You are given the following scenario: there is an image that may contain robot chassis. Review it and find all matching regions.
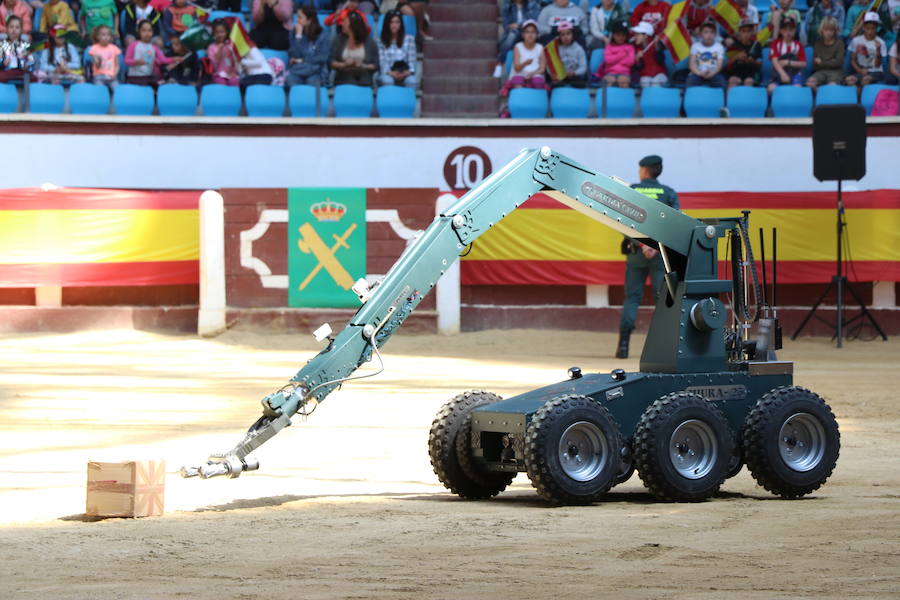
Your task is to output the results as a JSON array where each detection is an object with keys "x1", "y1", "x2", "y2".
[{"x1": 182, "y1": 147, "x2": 840, "y2": 505}]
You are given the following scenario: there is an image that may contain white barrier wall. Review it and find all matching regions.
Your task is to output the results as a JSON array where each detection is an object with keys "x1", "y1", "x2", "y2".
[{"x1": 2, "y1": 131, "x2": 898, "y2": 192}]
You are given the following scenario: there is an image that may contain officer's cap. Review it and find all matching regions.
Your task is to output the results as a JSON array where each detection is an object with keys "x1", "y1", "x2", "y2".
[{"x1": 639, "y1": 155, "x2": 663, "y2": 168}]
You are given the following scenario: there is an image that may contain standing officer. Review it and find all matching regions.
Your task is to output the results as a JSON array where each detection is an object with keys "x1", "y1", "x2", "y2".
[{"x1": 616, "y1": 155, "x2": 679, "y2": 359}]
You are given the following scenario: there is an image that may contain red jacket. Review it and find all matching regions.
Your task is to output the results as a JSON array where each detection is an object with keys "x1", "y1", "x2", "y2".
[
  {"x1": 324, "y1": 7, "x2": 370, "y2": 32},
  {"x1": 629, "y1": 0, "x2": 671, "y2": 35}
]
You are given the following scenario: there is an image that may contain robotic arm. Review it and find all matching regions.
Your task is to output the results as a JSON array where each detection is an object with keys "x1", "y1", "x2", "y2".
[{"x1": 181, "y1": 147, "x2": 729, "y2": 479}]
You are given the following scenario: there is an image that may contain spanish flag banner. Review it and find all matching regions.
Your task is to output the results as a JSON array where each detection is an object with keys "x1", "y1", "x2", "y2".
[
  {"x1": 757, "y1": 22, "x2": 773, "y2": 45},
  {"x1": 712, "y1": 0, "x2": 743, "y2": 35},
  {"x1": 0, "y1": 188, "x2": 200, "y2": 287},
  {"x1": 667, "y1": 0, "x2": 687, "y2": 24},
  {"x1": 543, "y1": 38, "x2": 567, "y2": 82},
  {"x1": 661, "y1": 19, "x2": 692, "y2": 63},
  {"x1": 228, "y1": 18, "x2": 254, "y2": 58},
  {"x1": 459, "y1": 190, "x2": 900, "y2": 286}
]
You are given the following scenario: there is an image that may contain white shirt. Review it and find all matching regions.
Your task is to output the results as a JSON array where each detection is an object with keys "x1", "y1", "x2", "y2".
[
  {"x1": 849, "y1": 35, "x2": 886, "y2": 72},
  {"x1": 691, "y1": 40, "x2": 725, "y2": 74},
  {"x1": 511, "y1": 41, "x2": 544, "y2": 77}
]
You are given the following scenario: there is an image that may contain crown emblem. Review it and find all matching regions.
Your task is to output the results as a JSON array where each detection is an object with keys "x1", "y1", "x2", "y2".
[{"x1": 310, "y1": 199, "x2": 347, "y2": 222}]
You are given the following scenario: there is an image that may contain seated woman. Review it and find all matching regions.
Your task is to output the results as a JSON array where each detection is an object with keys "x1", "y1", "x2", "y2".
[
  {"x1": 249, "y1": 0, "x2": 291, "y2": 51},
  {"x1": 286, "y1": 5, "x2": 331, "y2": 87},
  {"x1": 377, "y1": 10, "x2": 416, "y2": 88},
  {"x1": 329, "y1": 10, "x2": 378, "y2": 86}
]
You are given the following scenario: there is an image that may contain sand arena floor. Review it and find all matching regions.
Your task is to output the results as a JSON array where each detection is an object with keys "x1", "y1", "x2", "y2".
[{"x1": 0, "y1": 328, "x2": 898, "y2": 599}]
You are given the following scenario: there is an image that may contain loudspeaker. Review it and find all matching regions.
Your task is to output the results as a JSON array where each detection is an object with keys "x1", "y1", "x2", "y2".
[{"x1": 812, "y1": 104, "x2": 866, "y2": 182}]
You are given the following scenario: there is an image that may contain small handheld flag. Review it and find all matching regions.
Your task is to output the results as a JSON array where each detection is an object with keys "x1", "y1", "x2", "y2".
[
  {"x1": 228, "y1": 18, "x2": 254, "y2": 58},
  {"x1": 543, "y1": 38, "x2": 567, "y2": 81},
  {"x1": 712, "y1": 0, "x2": 743, "y2": 35},
  {"x1": 661, "y1": 19, "x2": 692, "y2": 63}
]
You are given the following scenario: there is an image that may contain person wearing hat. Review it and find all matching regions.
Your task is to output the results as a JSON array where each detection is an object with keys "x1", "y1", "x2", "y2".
[
  {"x1": 766, "y1": 14, "x2": 807, "y2": 93},
  {"x1": 616, "y1": 155, "x2": 679, "y2": 359},
  {"x1": 725, "y1": 17, "x2": 762, "y2": 88},
  {"x1": 762, "y1": 0, "x2": 800, "y2": 41},
  {"x1": 632, "y1": 21, "x2": 668, "y2": 88},
  {"x1": 846, "y1": 12, "x2": 887, "y2": 86},
  {"x1": 552, "y1": 20, "x2": 588, "y2": 86}
]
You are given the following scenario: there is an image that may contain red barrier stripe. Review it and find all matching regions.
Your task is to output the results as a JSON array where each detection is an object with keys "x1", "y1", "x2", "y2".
[
  {"x1": 461, "y1": 260, "x2": 900, "y2": 286},
  {"x1": 0, "y1": 261, "x2": 199, "y2": 287},
  {"x1": 0, "y1": 188, "x2": 201, "y2": 210},
  {"x1": 519, "y1": 190, "x2": 900, "y2": 210}
]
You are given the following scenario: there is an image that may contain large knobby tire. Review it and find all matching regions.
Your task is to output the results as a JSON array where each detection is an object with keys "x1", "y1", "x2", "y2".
[
  {"x1": 743, "y1": 386, "x2": 840, "y2": 499},
  {"x1": 634, "y1": 392, "x2": 735, "y2": 501},
  {"x1": 525, "y1": 394, "x2": 621, "y2": 505},
  {"x1": 428, "y1": 390, "x2": 515, "y2": 500}
]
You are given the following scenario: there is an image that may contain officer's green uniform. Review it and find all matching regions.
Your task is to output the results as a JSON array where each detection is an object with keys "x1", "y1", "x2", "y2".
[{"x1": 617, "y1": 155, "x2": 679, "y2": 358}]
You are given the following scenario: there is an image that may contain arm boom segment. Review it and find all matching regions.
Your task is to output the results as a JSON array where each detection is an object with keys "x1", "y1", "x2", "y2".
[{"x1": 181, "y1": 147, "x2": 724, "y2": 479}]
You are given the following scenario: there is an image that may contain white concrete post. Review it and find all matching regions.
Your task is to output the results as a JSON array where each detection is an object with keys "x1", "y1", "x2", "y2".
[
  {"x1": 436, "y1": 193, "x2": 461, "y2": 335},
  {"x1": 198, "y1": 190, "x2": 227, "y2": 336},
  {"x1": 585, "y1": 285, "x2": 610, "y2": 308},
  {"x1": 872, "y1": 281, "x2": 896, "y2": 308}
]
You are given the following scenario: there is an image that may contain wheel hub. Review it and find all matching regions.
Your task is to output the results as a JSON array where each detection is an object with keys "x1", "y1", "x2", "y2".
[
  {"x1": 558, "y1": 421, "x2": 608, "y2": 482},
  {"x1": 669, "y1": 419, "x2": 718, "y2": 480},
  {"x1": 779, "y1": 412, "x2": 826, "y2": 472}
]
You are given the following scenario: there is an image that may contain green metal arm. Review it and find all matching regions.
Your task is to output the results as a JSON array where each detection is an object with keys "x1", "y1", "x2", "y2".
[{"x1": 180, "y1": 147, "x2": 727, "y2": 479}]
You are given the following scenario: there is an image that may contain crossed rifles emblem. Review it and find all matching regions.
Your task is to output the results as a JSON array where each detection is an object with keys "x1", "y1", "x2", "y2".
[{"x1": 296, "y1": 221, "x2": 357, "y2": 291}]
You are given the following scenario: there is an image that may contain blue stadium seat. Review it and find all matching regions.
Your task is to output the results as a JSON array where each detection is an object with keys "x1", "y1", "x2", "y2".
[
  {"x1": 770, "y1": 85, "x2": 813, "y2": 117},
  {"x1": 0, "y1": 83, "x2": 18, "y2": 112},
  {"x1": 288, "y1": 84, "x2": 329, "y2": 117},
  {"x1": 333, "y1": 84, "x2": 373, "y2": 117},
  {"x1": 761, "y1": 52, "x2": 772, "y2": 83},
  {"x1": 157, "y1": 84, "x2": 198, "y2": 116},
  {"x1": 69, "y1": 83, "x2": 109, "y2": 115},
  {"x1": 683, "y1": 86, "x2": 724, "y2": 118},
  {"x1": 208, "y1": 11, "x2": 247, "y2": 27},
  {"x1": 815, "y1": 84, "x2": 858, "y2": 106},
  {"x1": 376, "y1": 85, "x2": 416, "y2": 118},
  {"x1": 259, "y1": 48, "x2": 289, "y2": 66},
  {"x1": 201, "y1": 84, "x2": 242, "y2": 116},
  {"x1": 726, "y1": 86, "x2": 768, "y2": 117},
  {"x1": 605, "y1": 87, "x2": 635, "y2": 118},
  {"x1": 550, "y1": 86, "x2": 590, "y2": 118},
  {"x1": 803, "y1": 46, "x2": 814, "y2": 78},
  {"x1": 640, "y1": 86, "x2": 681, "y2": 117},
  {"x1": 317, "y1": 13, "x2": 327, "y2": 27},
  {"x1": 245, "y1": 84, "x2": 285, "y2": 117},
  {"x1": 507, "y1": 87, "x2": 548, "y2": 118},
  {"x1": 589, "y1": 48, "x2": 605, "y2": 75},
  {"x1": 113, "y1": 83, "x2": 154, "y2": 115},
  {"x1": 28, "y1": 83, "x2": 65, "y2": 114},
  {"x1": 860, "y1": 84, "x2": 898, "y2": 114}
]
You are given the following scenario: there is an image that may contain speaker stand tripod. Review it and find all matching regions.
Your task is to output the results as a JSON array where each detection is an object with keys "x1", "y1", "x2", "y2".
[{"x1": 792, "y1": 179, "x2": 887, "y2": 347}]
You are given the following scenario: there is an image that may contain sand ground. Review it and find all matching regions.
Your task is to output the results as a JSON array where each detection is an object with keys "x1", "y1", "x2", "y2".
[{"x1": 0, "y1": 327, "x2": 898, "y2": 599}]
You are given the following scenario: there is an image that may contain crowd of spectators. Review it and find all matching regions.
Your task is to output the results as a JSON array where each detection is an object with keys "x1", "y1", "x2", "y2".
[
  {"x1": 498, "y1": 0, "x2": 900, "y2": 109},
  {"x1": 0, "y1": 0, "x2": 424, "y2": 90}
]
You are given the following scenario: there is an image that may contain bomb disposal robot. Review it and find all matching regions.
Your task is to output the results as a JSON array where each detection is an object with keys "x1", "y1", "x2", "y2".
[{"x1": 182, "y1": 148, "x2": 839, "y2": 505}]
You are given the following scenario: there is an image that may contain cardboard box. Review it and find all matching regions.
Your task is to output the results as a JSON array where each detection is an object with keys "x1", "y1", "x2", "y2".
[{"x1": 86, "y1": 460, "x2": 165, "y2": 518}]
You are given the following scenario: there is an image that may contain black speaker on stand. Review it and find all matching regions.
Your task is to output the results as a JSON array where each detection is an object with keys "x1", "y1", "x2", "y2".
[{"x1": 792, "y1": 104, "x2": 887, "y2": 346}]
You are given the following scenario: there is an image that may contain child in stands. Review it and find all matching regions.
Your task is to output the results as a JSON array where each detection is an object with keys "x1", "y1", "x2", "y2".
[
  {"x1": 632, "y1": 21, "x2": 667, "y2": 87},
  {"x1": 0, "y1": 15, "x2": 32, "y2": 82},
  {"x1": 726, "y1": 18, "x2": 762, "y2": 87},
  {"x1": 502, "y1": 19, "x2": 545, "y2": 93},
  {"x1": 39, "y1": 0, "x2": 78, "y2": 33},
  {"x1": 88, "y1": 24, "x2": 120, "y2": 88},
  {"x1": 239, "y1": 45, "x2": 274, "y2": 89},
  {"x1": 80, "y1": 0, "x2": 118, "y2": 42},
  {"x1": 687, "y1": 21, "x2": 726, "y2": 87},
  {"x1": 124, "y1": 19, "x2": 175, "y2": 86},
  {"x1": 163, "y1": 34, "x2": 198, "y2": 84},
  {"x1": 206, "y1": 19, "x2": 239, "y2": 86},
  {"x1": 37, "y1": 24, "x2": 84, "y2": 83},
  {"x1": 596, "y1": 20, "x2": 634, "y2": 87},
  {"x1": 767, "y1": 15, "x2": 806, "y2": 93},
  {"x1": 553, "y1": 20, "x2": 587, "y2": 87},
  {"x1": 805, "y1": 16, "x2": 844, "y2": 90},
  {"x1": 121, "y1": 0, "x2": 161, "y2": 46},
  {"x1": 846, "y1": 12, "x2": 886, "y2": 86},
  {"x1": 161, "y1": 0, "x2": 199, "y2": 41}
]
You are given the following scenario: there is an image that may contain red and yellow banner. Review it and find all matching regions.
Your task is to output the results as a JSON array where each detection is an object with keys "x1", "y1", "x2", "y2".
[
  {"x1": 713, "y1": 0, "x2": 743, "y2": 35},
  {"x1": 661, "y1": 19, "x2": 692, "y2": 63},
  {"x1": 460, "y1": 190, "x2": 900, "y2": 286},
  {"x1": 0, "y1": 188, "x2": 200, "y2": 287},
  {"x1": 543, "y1": 39, "x2": 567, "y2": 82}
]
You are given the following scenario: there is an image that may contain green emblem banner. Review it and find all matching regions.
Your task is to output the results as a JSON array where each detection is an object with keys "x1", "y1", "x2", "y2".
[{"x1": 288, "y1": 188, "x2": 367, "y2": 308}]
